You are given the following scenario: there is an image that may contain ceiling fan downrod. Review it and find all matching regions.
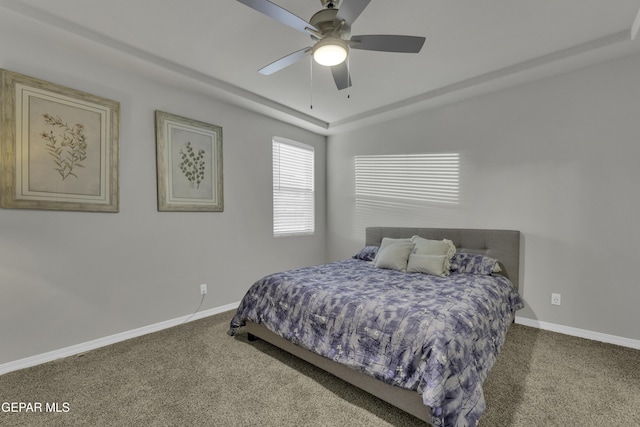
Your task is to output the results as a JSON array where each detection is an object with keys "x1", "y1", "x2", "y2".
[{"x1": 320, "y1": 0, "x2": 340, "y2": 9}]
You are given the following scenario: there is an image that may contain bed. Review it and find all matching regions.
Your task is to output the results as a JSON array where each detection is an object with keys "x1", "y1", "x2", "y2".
[{"x1": 229, "y1": 227, "x2": 523, "y2": 426}]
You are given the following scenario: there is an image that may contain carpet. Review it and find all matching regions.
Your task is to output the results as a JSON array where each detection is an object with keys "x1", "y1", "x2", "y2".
[{"x1": 1, "y1": 310, "x2": 638, "y2": 426}]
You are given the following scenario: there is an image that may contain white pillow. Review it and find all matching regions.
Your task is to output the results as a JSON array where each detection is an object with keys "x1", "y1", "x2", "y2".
[
  {"x1": 410, "y1": 236, "x2": 456, "y2": 272},
  {"x1": 373, "y1": 237, "x2": 413, "y2": 263},
  {"x1": 374, "y1": 242, "x2": 415, "y2": 271},
  {"x1": 406, "y1": 254, "x2": 448, "y2": 276}
]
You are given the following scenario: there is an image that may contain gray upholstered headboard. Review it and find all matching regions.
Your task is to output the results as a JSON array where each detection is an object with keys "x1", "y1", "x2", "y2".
[{"x1": 365, "y1": 227, "x2": 521, "y2": 290}]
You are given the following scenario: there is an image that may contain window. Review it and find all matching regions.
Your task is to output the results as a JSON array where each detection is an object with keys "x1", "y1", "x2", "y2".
[
  {"x1": 352, "y1": 153, "x2": 460, "y2": 240},
  {"x1": 355, "y1": 153, "x2": 460, "y2": 204},
  {"x1": 272, "y1": 138, "x2": 315, "y2": 236}
]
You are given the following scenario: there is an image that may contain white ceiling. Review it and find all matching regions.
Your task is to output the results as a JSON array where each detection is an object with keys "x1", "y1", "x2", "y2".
[{"x1": 3, "y1": 0, "x2": 640, "y2": 135}]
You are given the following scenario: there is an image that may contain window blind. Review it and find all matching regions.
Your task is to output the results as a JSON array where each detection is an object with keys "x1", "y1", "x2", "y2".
[
  {"x1": 273, "y1": 138, "x2": 315, "y2": 236},
  {"x1": 355, "y1": 153, "x2": 460, "y2": 204}
]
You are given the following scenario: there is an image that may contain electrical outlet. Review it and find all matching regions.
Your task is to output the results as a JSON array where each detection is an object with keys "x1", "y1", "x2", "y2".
[
  {"x1": 551, "y1": 293, "x2": 561, "y2": 305},
  {"x1": 200, "y1": 284, "x2": 207, "y2": 295}
]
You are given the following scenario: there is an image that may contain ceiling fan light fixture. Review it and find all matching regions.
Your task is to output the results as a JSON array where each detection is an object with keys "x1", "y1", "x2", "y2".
[{"x1": 313, "y1": 37, "x2": 348, "y2": 66}]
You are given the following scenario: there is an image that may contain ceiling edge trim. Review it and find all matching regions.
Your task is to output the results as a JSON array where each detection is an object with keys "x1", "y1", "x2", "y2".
[
  {"x1": 328, "y1": 30, "x2": 632, "y2": 132},
  {"x1": 2, "y1": 1, "x2": 637, "y2": 136},
  {"x1": 0, "y1": 0, "x2": 330, "y2": 132}
]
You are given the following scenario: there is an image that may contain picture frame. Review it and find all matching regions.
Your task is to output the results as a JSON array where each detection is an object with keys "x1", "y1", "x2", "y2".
[
  {"x1": 0, "y1": 69, "x2": 120, "y2": 212},
  {"x1": 155, "y1": 110, "x2": 223, "y2": 212}
]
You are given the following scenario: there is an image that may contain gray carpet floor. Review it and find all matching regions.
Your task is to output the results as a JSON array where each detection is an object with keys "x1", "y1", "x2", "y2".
[{"x1": 1, "y1": 310, "x2": 639, "y2": 426}]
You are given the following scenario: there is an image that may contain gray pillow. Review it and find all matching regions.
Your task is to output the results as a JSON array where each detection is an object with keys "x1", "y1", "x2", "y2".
[
  {"x1": 406, "y1": 254, "x2": 448, "y2": 276},
  {"x1": 374, "y1": 242, "x2": 415, "y2": 271},
  {"x1": 373, "y1": 237, "x2": 413, "y2": 263},
  {"x1": 411, "y1": 235, "x2": 456, "y2": 272}
]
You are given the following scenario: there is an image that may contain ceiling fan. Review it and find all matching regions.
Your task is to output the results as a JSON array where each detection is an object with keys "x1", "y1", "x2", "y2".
[{"x1": 237, "y1": 0, "x2": 426, "y2": 90}]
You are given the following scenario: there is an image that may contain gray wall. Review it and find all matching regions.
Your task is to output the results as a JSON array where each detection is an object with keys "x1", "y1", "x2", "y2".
[
  {"x1": 2, "y1": 4, "x2": 639, "y2": 367},
  {"x1": 327, "y1": 52, "x2": 640, "y2": 342},
  {"x1": 0, "y1": 11, "x2": 326, "y2": 364}
]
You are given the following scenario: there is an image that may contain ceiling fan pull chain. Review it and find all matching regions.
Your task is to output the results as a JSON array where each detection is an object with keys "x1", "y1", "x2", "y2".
[
  {"x1": 347, "y1": 54, "x2": 351, "y2": 99},
  {"x1": 310, "y1": 56, "x2": 314, "y2": 109}
]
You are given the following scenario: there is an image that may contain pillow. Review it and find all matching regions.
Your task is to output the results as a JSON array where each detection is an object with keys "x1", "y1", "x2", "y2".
[
  {"x1": 373, "y1": 237, "x2": 413, "y2": 263},
  {"x1": 352, "y1": 246, "x2": 379, "y2": 261},
  {"x1": 406, "y1": 254, "x2": 448, "y2": 276},
  {"x1": 450, "y1": 253, "x2": 502, "y2": 275},
  {"x1": 374, "y1": 242, "x2": 415, "y2": 271},
  {"x1": 410, "y1": 235, "x2": 456, "y2": 271}
]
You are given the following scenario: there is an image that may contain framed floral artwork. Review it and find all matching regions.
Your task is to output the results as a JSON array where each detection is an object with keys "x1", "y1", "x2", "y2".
[
  {"x1": 0, "y1": 69, "x2": 120, "y2": 212},
  {"x1": 155, "y1": 110, "x2": 223, "y2": 212}
]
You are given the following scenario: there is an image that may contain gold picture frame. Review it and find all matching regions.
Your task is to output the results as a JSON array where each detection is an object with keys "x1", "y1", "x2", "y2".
[
  {"x1": 155, "y1": 110, "x2": 223, "y2": 212},
  {"x1": 0, "y1": 69, "x2": 120, "y2": 212}
]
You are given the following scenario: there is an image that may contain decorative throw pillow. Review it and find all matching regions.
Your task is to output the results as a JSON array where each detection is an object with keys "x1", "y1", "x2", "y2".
[
  {"x1": 450, "y1": 253, "x2": 502, "y2": 275},
  {"x1": 374, "y1": 242, "x2": 415, "y2": 271},
  {"x1": 352, "y1": 246, "x2": 379, "y2": 261},
  {"x1": 373, "y1": 237, "x2": 413, "y2": 263},
  {"x1": 406, "y1": 254, "x2": 448, "y2": 276},
  {"x1": 410, "y1": 235, "x2": 456, "y2": 272}
]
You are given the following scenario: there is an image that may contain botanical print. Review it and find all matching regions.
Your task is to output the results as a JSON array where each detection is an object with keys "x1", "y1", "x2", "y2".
[
  {"x1": 40, "y1": 113, "x2": 88, "y2": 180},
  {"x1": 170, "y1": 127, "x2": 213, "y2": 200},
  {"x1": 179, "y1": 141, "x2": 206, "y2": 189},
  {"x1": 27, "y1": 96, "x2": 102, "y2": 197}
]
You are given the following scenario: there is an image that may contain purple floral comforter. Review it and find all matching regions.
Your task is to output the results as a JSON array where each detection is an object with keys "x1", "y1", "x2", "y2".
[{"x1": 229, "y1": 258, "x2": 523, "y2": 426}]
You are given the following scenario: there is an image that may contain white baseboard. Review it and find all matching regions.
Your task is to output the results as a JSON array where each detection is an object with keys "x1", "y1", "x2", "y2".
[
  {"x1": 0, "y1": 301, "x2": 240, "y2": 376},
  {"x1": 3, "y1": 307, "x2": 635, "y2": 376},
  {"x1": 515, "y1": 316, "x2": 640, "y2": 350}
]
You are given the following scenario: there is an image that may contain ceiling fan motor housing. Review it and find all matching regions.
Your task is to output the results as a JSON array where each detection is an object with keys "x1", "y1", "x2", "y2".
[{"x1": 309, "y1": 8, "x2": 350, "y2": 40}]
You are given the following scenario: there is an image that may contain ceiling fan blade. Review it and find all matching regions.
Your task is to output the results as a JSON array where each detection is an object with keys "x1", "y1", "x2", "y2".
[
  {"x1": 258, "y1": 47, "x2": 311, "y2": 75},
  {"x1": 350, "y1": 35, "x2": 426, "y2": 53},
  {"x1": 237, "y1": 0, "x2": 318, "y2": 34},
  {"x1": 336, "y1": 0, "x2": 371, "y2": 25},
  {"x1": 331, "y1": 62, "x2": 352, "y2": 90}
]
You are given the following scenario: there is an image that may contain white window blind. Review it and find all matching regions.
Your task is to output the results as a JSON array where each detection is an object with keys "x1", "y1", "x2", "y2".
[
  {"x1": 273, "y1": 138, "x2": 315, "y2": 236},
  {"x1": 355, "y1": 153, "x2": 460, "y2": 204}
]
